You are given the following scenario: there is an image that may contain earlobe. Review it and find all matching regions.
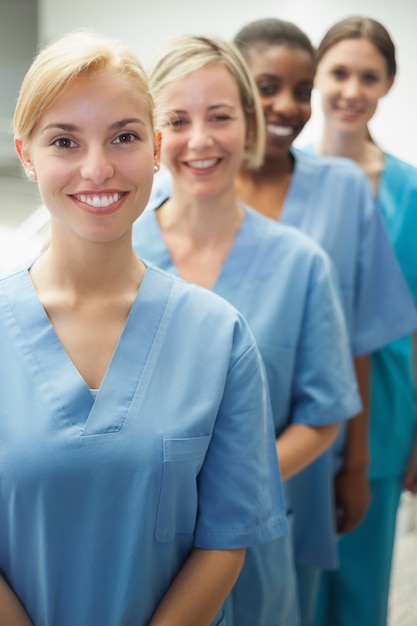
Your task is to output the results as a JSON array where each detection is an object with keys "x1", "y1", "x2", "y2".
[{"x1": 15, "y1": 138, "x2": 36, "y2": 181}]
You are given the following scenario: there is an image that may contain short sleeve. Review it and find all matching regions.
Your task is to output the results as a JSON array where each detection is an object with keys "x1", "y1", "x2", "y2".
[
  {"x1": 194, "y1": 317, "x2": 288, "y2": 550},
  {"x1": 291, "y1": 252, "x2": 361, "y2": 425},
  {"x1": 352, "y1": 186, "x2": 417, "y2": 356}
]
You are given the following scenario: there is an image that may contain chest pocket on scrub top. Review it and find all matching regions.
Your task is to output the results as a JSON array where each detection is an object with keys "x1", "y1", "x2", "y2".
[{"x1": 155, "y1": 435, "x2": 211, "y2": 542}]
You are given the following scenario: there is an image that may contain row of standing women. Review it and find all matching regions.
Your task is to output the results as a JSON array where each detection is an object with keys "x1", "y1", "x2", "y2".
[{"x1": 0, "y1": 12, "x2": 416, "y2": 626}]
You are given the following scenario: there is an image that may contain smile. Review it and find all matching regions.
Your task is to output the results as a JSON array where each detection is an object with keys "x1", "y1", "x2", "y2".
[
  {"x1": 185, "y1": 159, "x2": 220, "y2": 169},
  {"x1": 266, "y1": 124, "x2": 294, "y2": 137},
  {"x1": 73, "y1": 193, "x2": 124, "y2": 208}
]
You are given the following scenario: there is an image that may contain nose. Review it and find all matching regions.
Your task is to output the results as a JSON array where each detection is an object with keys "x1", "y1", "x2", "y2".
[
  {"x1": 187, "y1": 122, "x2": 214, "y2": 151},
  {"x1": 269, "y1": 88, "x2": 298, "y2": 117},
  {"x1": 341, "y1": 76, "x2": 362, "y2": 99},
  {"x1": 80, "y1": 145, "x2": 114, "y2": 184}
]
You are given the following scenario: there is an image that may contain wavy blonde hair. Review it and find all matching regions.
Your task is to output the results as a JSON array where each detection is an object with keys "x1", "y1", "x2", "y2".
[{"x1": 149, "y1": 34, "x2": 265, "y2": 169}]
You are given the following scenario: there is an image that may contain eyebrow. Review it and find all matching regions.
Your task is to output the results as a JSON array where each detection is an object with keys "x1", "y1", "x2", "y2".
[{"x1": 41, "y1": 118, "x2": 147, "y2": 133}]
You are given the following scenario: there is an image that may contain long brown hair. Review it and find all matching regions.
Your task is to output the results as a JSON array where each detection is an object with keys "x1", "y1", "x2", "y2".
[{"x1": 317, "y1": 15, "x2": 396, "y2": 78}]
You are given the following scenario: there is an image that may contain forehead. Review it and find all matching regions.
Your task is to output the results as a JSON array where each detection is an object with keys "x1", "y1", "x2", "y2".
[
  {"x1": 160, "y1": 64, "x2": 242, "y2": 107},
  {"x1": 246, "y1": 44, "x2": 315, "y2": 79},
  {"x1": 322, "y1": 38, "x2": 388, "y2": 71},
  {"x1": 40, "y1": 70, "x2": 153, "y2": 125}
]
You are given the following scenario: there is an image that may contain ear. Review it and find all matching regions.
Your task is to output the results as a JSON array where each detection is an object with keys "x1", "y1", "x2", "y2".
[
  {"x1": 15, "y1": 138, "x2": 35, "y2": 179},
  {"x1": 383, "y1": 75, "x2": 395, "y2": 97},
  {"x1": 154, "y1": 131, "x2": 162, "y2": 170}
]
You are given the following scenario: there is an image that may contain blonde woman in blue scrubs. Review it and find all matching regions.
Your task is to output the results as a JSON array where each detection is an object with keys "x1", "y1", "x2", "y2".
[
  {"x1": 311, "y1": 15, "x2": 417, "y2": 626},
  {"x1": 0, "y1": 29, "x2": 289, "y2": 626},
  {"x1": 133, "y1": 33, "x2": 367, "y2": 626}
]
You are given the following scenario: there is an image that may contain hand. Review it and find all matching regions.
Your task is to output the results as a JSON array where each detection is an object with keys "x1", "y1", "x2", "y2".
[
  {"x1": 403, "y1": 444, "x2": 417, "y2": 494},
  {"x1": 334, "y1": 465, "x2": 371, "y2": 534}
]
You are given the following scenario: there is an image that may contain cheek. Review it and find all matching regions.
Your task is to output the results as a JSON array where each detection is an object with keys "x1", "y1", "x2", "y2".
[
  {"x1": 259, "y1": 96, "x2": 271, "y2": 112},
  {"x1": 365, "y1": 97, "x2": 380, "y2": 119},
  {"x1": 319, "y1": 86, "x2": 335, "y2": 111},
  {"x1": 224, "y1": 131, "x2": 247, "y2": 160},
  {"x1": 160, "y1": 135, "x2": 180, "y2": 164},
  {"x1": 301, "y1": 103, "x2": 312, "y2": 122}
]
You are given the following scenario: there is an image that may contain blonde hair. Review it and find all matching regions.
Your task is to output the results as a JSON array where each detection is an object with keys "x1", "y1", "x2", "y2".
[
  {"x1": 14, "y1": 29, "x2": 157, "y2": 142},
  {"x1": 149, "y1": 34, "x2": 265, "y2": 169}
]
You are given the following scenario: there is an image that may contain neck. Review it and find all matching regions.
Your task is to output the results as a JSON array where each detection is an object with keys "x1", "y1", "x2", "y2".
[
  {"x1": 31, "y1": 223, "x2": 144, "y2": 298},
  {"x1": 318, "y1": 122, "x2": 385, "y2": 194},
  {"x1": 159, "y1": 185, "x2": 245, "y2": 243},
  {"x1": 239, "y1": 151, "x2": 294, "y2": 183},
  {"x1": 319, "y1": 123, "x2": 369, "y2": 163}
]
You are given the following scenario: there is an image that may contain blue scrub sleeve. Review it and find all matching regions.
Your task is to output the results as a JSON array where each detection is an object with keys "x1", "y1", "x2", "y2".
[
  {"x1": 194, "y1": 320, "x2": 288, "y2": 550},
  {"x1": 291, "y1": 253, "x2": 361, "y2": 426},
  {"x1": 393, "y1": 186, "x2": 417, "y2": 301},
  {"x1": 352, "y1": 192, "x2": 417, "y2": 356}
]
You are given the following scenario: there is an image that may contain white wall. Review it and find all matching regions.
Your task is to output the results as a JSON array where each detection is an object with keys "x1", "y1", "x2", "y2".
[{"x1": 39, "y1": 0, "x2": 417, "y2": 165}]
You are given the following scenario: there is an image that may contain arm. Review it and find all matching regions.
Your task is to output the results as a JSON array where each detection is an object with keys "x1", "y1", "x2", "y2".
[
  {"x1": 334, "y1": 354, "x2": 371, "y2": 534},
  {"x1": 0, "y1": 576, "x2": 33, "y2": 626},
  {"x1": 403, "y1": 332, "x2": 417, "y2": 493},
  {"x1": 277, "y1": 422, "x2": 340, "y2": 482},
  {"x1": 148, "y1": 547, "x2": 245, "y2": 626}
]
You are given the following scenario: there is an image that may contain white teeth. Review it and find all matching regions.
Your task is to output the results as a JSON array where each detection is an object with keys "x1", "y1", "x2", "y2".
[
  {"x1": 187, "y1": 159, "x2": 219, "y2": 169},
  {"x1": 266, "y1": 124, "x2": 293, "y2": 137},
  {"x1": 77, "y1": 193, "x2": 121, "y2": 208}
]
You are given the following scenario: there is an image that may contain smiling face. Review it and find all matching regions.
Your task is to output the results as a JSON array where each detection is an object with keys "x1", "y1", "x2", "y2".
[
  {"x1": 158, "y1": 64, "x2": 248, "y2": 201},
  {"x1": 244, "y1": 44, "x2": 315, "y2": 161},
  {"x1": 315, "y1": 37, "x2": 394, "y2": 135},
  {"x1": 16, "y1": 70, "x2": 160, "y2": 244}
]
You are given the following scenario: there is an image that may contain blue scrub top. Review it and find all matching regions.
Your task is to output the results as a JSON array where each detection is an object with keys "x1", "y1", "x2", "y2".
[
  {"x1": 133, "y1": 203, "x2": 359, "y2": 436},
  {"x1": 146, "y1": 153, "x2": 417, "y2": 569},
  {"x1": 302, "y1": 147, "x2": 417, "y2": 479},
  {"x1": 369, "y1": 153, "x2": 417, "y2": 478},
  {"x1": 133, "y1": 199, "x2": 360, "y2": 583},
  {"x1": 0, "y1": 263, "x2": 286, "y2": 626},
  {"x1": 283, "y1": 149, "x2": 417, "y2": 356},
  {"x1": 287, "y1": 147, "x2": 417, "y2": 567}
]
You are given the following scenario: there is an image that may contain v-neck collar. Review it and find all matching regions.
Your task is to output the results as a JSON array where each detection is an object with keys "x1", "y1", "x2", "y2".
[
  {"x1": 142, "y1": 205, "x2": 263, "y2": 308},
  {"x1": 0, "y1": 265, "x2": 173, "y2": 436}
]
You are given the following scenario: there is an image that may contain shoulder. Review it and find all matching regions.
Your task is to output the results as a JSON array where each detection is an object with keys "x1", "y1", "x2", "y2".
[
  {"x1": 295, "y1": 146, "x2": 370, "y2": 184},
  {"x1": 244, "y1": 203, "x2": 327, "y2": 254},
  {"x1": 383, "y1": 153, "x2": 417, "y2": 187},
  {"x1": 145, "y1": 262, "x2": 255, "y2": 345},
  {"x1": 243, "y1": 205, "x2": 336, "y2": 281}
]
